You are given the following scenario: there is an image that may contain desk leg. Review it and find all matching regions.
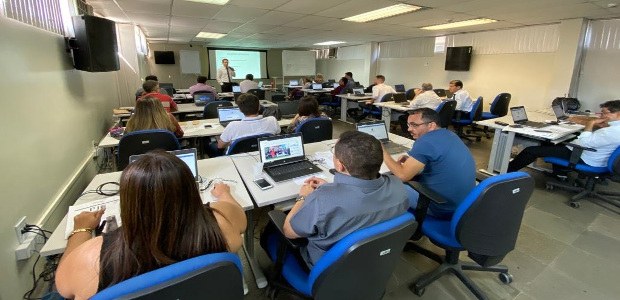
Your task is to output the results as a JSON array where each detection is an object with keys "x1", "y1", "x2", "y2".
[
  {"x1": 340, "y1": 98, "x2": 347, "y2": 122},
  {"x1": 242, "y1": 210, "x2": 268, "y2": 289},
  {"x1": 483, "y1": 129, "x2": 514, "y2": 175},
  {"x1": 382, "y1": 107, "x2": 391, "y2": 129}
]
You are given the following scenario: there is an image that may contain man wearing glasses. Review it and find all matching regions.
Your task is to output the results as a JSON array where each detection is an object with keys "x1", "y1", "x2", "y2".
[
  {"x1": 383, "y1": 108, "x2": 476, "y2": 220},
  {"x1": 507, "y1": 100, "x2": 620, "y2": 173}
]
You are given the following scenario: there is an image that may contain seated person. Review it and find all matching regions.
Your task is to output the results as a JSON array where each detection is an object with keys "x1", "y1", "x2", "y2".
[
  {"x1": 448, "y1": 79, "x2": 473, "y2": 115},
  {"x1": 330, "y1": 77, "x2": 348, "y2": 96},
  {"x1": 135, "y1": 75, "x2": 168, "y2": 99},
  {"x1": 344, "y1": 72, "x2": 355, "y2": 91},
  {"x1": 409, "y1": 83, "x2": 442, "y2": 109},
  {"x1": 508, "y1": 100, "x2": 620, "y2": 173},
  {"x1": 239, "y1": 74, "x2": 259, "y2": 93},
  {"x1": 286, "y1": 96, "x2": 329, "y2": 133},
  {"x1": 301, "y1": 77, "x2": 312, "y2": 89},
  {"x1": 209, "y1": 93, "x2": 281, "y2": 157},
  {"x1": 356, "y1": 75, "x2": 396, "y2": 122},
  {"x1": 261, "y1": 131, "x2": 410, "y2": 268},
  {"x1": 56, "y1": 151, "x2": 247, "y2": 299},
  {"x1": 126, "y1": 97, "x2": 184, "y2": 138},
  {"x1": 313, "y1": 73, "x2": 325, "y2": 84},
  {"x1": 139, "y1": 80, "x2": 178, "y2": 112},
  {"x1": 189, "y1": 75, "x2": 218, "y2": 98},
  {"x1": 383, "y1": 108, "x2": 476, "y2": 219}
]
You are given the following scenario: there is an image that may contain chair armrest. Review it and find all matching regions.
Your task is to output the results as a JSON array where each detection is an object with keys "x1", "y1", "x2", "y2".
[
  {"x1": 267, "y1": 210, "x2": 306, "y2": 250},
  {"x1": 565, "y1": 143, "x2": 597, "y2": 166},
  {"x1": 405, "y1": 181, "x2": 448, "y2": 204}
]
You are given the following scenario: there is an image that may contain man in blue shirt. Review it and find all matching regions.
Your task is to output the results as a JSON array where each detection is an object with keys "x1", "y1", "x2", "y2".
[
  {"x1": 262, "y1": 131, "x2": 411, "y2": 268},
  {"x1": 384, "y1": 108, "x2": 476, "y2": 219}
]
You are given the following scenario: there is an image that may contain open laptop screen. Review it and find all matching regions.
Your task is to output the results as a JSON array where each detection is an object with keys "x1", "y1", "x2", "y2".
[
  {"x1": 258, "y1": 81, "x2": 263, "y2": 88},
  {"x1": 312, "y1": 83, "x2": 323, "y2": 90},
  {"x1": 552, "y1": 105, "x2": 567, "y2": 119},
  {"x1": 259, "y1": 134, "x2": 305, "y2": 164},
  {"x1": 356, "y1": 121, "x2": 389, "y2": 142},
  {"x1": 232, "y1": 85, "x2": 241, "y2": 93},
  {"x1": 510, "y1": 106, "x2": 528, "y2": 123},
  {"x1": 394, "y1": 84, "x2": 405, "y2": 93},
  {"x1": 218, "y1": 107, "x2": 245, "y2": 122},
  {"x1": 129, "y1": 149, "x2": 198, "y2": 181},
  {"x1": 194, "y1": 94, "x2": 214, "y2": 103},
  {"x1": 289, "y1": 80, "x2": 299, "y2": 86}
]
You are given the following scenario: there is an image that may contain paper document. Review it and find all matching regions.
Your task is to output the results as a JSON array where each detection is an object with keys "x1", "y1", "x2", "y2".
[
  {"x1": 293, "y1": 174, "x2": 328, "y2": 186},
  {"x1": 311, "y1": 151, "x2": 335, "y2": 169},
  {"x1": 65, "y1": 196, "x2": 121, "y2": 239}
]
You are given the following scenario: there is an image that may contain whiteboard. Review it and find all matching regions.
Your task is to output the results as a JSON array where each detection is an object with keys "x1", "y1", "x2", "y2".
[
  {"x1": 282, "y1": 50, "x2": 316, "y2": 76},
  {"x1": 179, "y1": 50, "x2": 201, "y2": 74}
]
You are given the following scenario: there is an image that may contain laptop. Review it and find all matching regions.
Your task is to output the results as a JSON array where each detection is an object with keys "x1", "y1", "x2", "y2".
[
  {"x1": 194, "y1": 93, "x2": 215, "y2": 106},
  {"x1": 278, "y1": 100, "x2": 299, "y2": 119},
  {"x1": 394, "y1": 84, "x2": 405, "y2": 93},
  {"x1": 129, "y1": 148, "x2": 199, "y2": 182},
  {"x1": 393, "y1": 93, "x2": 407, "y2": 103},
  {"x1": 159, "y1": 83, "x2": 175, "y2": 95},
  {"x1": 289, "y1": 80, "x2": 299, "y2": 86},
  {"x1": 327, "y1": 79, "x2": 336, "y2": 84},
  {"x1": 259, "y1": 133, "x2": 322, "y2": 182},
  {"x1": 312, "y1": 83, "x2": 323, "y2": 90},
  {"x1": 217, "y1": 107, "x2": 245, "y2": 127},
  {"x1": 333, "y1": 82, "x2": 340, "y2": 88},
  {"x1": 352, "y1": 88, "x2": 364, "y2": 95},
  {"x1": 258, "y1": 81, "x2": 264, "y2": 88},
  {"x1": 322, "y1": 82, "x2": 332, "y2": 88},
  {"x1": 552, "y1": 104, "x2": 569, "y2": 121},
  {"x1": 232, "y1": 85, "x2": 241, "y2": 93},
  {"x1": 510, "y1": 106, "x2": 549, "y2": 128},
  {"x1": 356, "y1": 121, "x2": 410, "y2": 154}
]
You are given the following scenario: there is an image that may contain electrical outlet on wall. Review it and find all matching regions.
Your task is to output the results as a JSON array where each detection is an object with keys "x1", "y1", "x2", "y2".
[{"x1": 14, "y1": 216, "x2": 27, "y2": 244}]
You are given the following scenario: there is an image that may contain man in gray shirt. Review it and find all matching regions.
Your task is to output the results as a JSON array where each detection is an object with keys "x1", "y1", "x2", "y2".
[{"x1": 276, "y1": 131, "x2": 412, "y2": 267}]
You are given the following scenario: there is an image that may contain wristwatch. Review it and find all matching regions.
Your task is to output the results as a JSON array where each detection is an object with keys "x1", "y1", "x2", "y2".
[{"x1": 296, "y1": 196, "x2": 305, "y2": 202}]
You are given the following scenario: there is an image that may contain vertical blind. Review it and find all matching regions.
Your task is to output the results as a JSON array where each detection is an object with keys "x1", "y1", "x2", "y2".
[{"x1": 2, "y1": 0, "x2": 66, "y2": 35}]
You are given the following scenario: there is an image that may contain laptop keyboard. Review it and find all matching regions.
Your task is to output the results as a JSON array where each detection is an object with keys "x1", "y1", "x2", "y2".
[
  {"x1": 266, "y1": 160, "x2": 320, "y2": 182},
  {"x1": 384, "y1": 142, "x2": 410, "y2": 155}
]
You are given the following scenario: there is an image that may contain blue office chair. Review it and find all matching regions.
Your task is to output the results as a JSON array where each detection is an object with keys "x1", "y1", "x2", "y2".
[
  {"x1": 203, "y1": 100, "x2": 233, "y2": 119},
  {"x1": 91, "y1": 252, "x2": 243, "y2": 300},
  {"x1": 226, "y1": 133, "x2": 274, "y2": 155},
  {"x1": 264, "y1": 211, "x2": 417, "y2": 300},
  {"x1": 295, "y1": 117, "x2": 333, "y2": 144},
  {"x1": 360, "y1": 93, "x2": 392, "y2": 121},
  {"x1": 473, "y1": 93, "x2": 511, "y2": 138},
  {"x1": 544, "y1": 145, "x2": 620, "y2": 210},
  {"x1": 321, "y1": 94, "x2": 341, "y2": 116},
  {"x1": 452, "y1": 96, "x2": 483, "y2": 143},
  {"x1": 117, "y1": 129, "x2": 180, "y2": 170},
  {"x1": 406, "y1": 172, "x2": 534, "y2": 299}
]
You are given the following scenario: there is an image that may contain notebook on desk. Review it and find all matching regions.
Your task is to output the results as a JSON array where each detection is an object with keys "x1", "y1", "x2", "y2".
[
  {"x1": 510, "y1": 106, "x2": 549, "y2": 128},
  {"x1": 259, "y1": 133, "x2": 322, "y2": 182},
  {"x1": 356, "y1": 121, "x2": 410, "y2": 154},
  {"x1": 218, "y1": 107, "x2": 245, "y2": 127}
]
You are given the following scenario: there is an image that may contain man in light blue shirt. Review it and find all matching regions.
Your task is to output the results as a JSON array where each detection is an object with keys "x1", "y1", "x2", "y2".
[{"x1": 508, "y1": 100, "x2": 620, "y2": 172}]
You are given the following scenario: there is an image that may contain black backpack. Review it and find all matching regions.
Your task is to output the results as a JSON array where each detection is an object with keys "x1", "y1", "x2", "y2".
[{"x1": 552, "y1": 97, "x2": 580, "y2": 111}]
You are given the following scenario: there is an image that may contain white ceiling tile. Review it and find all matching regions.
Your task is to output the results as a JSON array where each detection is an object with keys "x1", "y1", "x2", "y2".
[
  {"x1": 116, "y1": 0, "x2": 171, "y2": 14},
  {"x1": 126, "y1": 12, "x2": 170, "y2": 27},
  {"x1": 274, "y1": 0, "x2": 350, "y2": 14},
  {"x1": 284, "y1": 15, "x2": 339, "y2": 28},
  {"x1": 252, "y1": 11, "x2": 307, "y2": 25},
  {"x1": 228, "y1": 0, "x2": 290, "y2": 10},
  {"x1": 203, "y1": 20, "x2": 245, "y2": 32},
  {"x1": 171, "y1": 1, "x2": 222, "y2": 18},
  {"x1": 212, "y1": 5, "x2": 269, "y2": 23},
  {"x1": 314, "y1": 0, "x2": 402, "y2": 18},
  {"x1": 231, "y1": 22, "x2": 277, "y2": 34},
  {"x1": 169, "y1": 16, "x2": 210, "y2": 28}
]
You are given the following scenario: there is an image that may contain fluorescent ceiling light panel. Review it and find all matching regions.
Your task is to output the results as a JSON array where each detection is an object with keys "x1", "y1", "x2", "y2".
[
  {"x1": 422, "y1": 18, "x2": 498, "y2": 30},
  {"x1": 314, "y1": 41, "x2": 346, "y2": 46},
  {"x1": 196, "y1": 32, "x2": 227, "y2": 39},
  {"x1": 185, "y1": 0, "x2": 229, "y2": 4},
  {"x1": 343, "y1": 4, "x2": 422, "y2": 23}
]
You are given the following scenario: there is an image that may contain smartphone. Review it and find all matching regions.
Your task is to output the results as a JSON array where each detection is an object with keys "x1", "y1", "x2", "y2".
[{"x1": 254, "y1": 178, "x2": 273, "y2": 190}]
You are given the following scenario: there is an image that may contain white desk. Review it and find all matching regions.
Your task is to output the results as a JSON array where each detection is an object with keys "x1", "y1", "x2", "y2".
[
  {"x1": 335, "y1": 94, "x2": 373, "y2": 123},
  {"x1": 373, "y1": 101, "x2": 414, "y2": 128},
  {"x1": 476, "y1": 111, "x2": 584, "y2": 175},
  {"x1": 301, "y1": 88, "x2": 334, "y2": 96}
]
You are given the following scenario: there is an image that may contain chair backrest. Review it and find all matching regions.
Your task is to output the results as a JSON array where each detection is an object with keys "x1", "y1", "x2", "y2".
[
  {"x1": 117, "y1": 129, "x2": 180, "y2": 170},
  {"x1": 309, "y1": 213, "x2": 417, "y2": 299},
  {"x1": 607, "y1": 146, "x2": 620, "y2": 175},
  {"x1": 405, "y1": 88, "x2": 416, "y2": 100},
  {"x1": 271, "y1": 93, "x2": 286, "y2": 102},
  {"x1": 436, "y1": 100, "x2": 457, "y2": 128},
  {"x1": 434, "y1": 89, "x2": 447, "y2": 97},
  {"x1": 295, "y1": 117, "x2": 333, "y2": 144},
  {"x1": 490, "y1": 93, "x2": 511, "y2": 117},
  {"x1": 226, "y1": 133, "x2": 274, "y2": 155},
  {"x1": 472, "y1": 96, "x2": 483, "y2": 121},
  {"x1": 278, "y1": 100, "x2": 300, "y2": 116},
  {"x1": 203, "y1": 101, "x2": 233, "y2": 119},
  {"x1": 380, "y1": 93, "x2": 393, "y2": 103},
  {"x1": 91, "y1": 252, "x2": 243, "y2": 300},
  {"x1": 452, "y1": 172, "x2": 534, "y2": 267},
  {"x1": 247, "y1": 89, "x2": 265, "y2": 99}
]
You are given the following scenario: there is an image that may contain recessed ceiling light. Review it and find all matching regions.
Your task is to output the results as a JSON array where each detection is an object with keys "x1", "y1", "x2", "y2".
[
  {"x1": 185, "y1": 0, "x2": 229, "y2": 5},
  {"x1": 343, "y1": 4, "x2": 422, "y2": 23},
  {"x1": 314, "y1": 41, "x2": 346, "y2": 46},
  {"x1": 196, "y1": 32, "x2": 227, "y2": 39},
  {"x1": 421, "y1": 18, "x2": 498, "y2": 30}
]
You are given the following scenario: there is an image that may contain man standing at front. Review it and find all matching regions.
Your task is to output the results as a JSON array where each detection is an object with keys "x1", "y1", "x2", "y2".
[{"x1": 217, "y1": 58, "x2": 236, "y2": 92}]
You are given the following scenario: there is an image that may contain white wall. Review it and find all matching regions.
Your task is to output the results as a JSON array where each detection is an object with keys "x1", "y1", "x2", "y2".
[
  {"x1": 0, "y1": 16, "x2": 126, "y2": 299},
  {"x1": 316, "y1": 43, "x2": 375, "y2": 86}
]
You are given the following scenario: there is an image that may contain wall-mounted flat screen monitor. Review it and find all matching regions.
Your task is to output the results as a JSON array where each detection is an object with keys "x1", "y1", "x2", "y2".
[
  {"x1": 445, "y1": 46, "x2": 472, "y2": 71},
  {"x1": 154, "y1": 51, "x2": 175, "y2": 64}
]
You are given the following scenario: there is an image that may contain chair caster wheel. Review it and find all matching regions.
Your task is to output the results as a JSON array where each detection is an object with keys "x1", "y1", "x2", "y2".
[
  {"x1": 412, "y1": 286, "x2": 425, "y2": 296},
  {"x1": 569, "y1": 201, "x2": 581, "y2": 208},
  {"x1": 545, "y1": 184, "x2": 554, "y2": 190},
  {"x1": 499, "y1": 272, "x2": 513, "y2": 284}
]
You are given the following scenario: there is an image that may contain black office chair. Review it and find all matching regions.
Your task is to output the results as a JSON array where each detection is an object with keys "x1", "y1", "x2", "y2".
[
  {"x1": 117, "y1": 129, "x2": 180, "y2": 170},
  {"x1": 544, "y1": 145, "x2": 620, "y2": 211},
  {"x1": 405, "y1": 88, "x2": 416, "y2": 100},
  {"x1": 263, "y1": 211, "x2": 416, "y2": 300},
  {"x1": 436, "y1": 100, "x2": 457, "y2": 129},
  {"x1": 295, "y1": 117, "x2": 333, "y2": 144},
  {"x1": 406, "y1": 172, "x2": 534, "y2": 299},
  {"x1": 225, "y1": 133, "x2": 274, "y2": 155},
  {"x1": 434, "y1": 89, "x2": 447, "y2": 97},
  {"x1": 472, "y1": 93, "x2": 512, "y2": 138},
  {"x1": 203, "y1": 101, "x2": 233, "y2": 119},
  {"x1": 91, "y1": 253, "x2": 243, "y2": 300},
  {"x1": 452, "y1": 97, "x2": 483, "y2": 143},
  {"x1": 247, "y1": 89, "x2": 265, "y2": 100}
]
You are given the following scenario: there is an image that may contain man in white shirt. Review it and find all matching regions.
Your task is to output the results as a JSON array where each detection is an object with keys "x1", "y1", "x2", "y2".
[
  {"x1": 355, "y1": 75, "x2": 396, "y2": 122},
  {"x1": 409, "y1": 83, "x2": 442, "y2": 109},
  {"x1": 448, "y1": 80, "x2": 474, "y2": 112},
  {"x1": 208, "y1": 94, "x2": 281, "y2": 157},
  {"x1": 508, "y1": 100, "x2": 620, "y2": 173},
  {"x1": 216, "y1": 58, "x2": 236, "y2": 92},
  {"x1": 239, "y1": 74, "x2": 259, "y2": 93}
]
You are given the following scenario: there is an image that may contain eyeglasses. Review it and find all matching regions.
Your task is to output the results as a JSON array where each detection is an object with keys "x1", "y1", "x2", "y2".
[{"x1": 407, "y1": 122, "x2": 430, "y2": 128}]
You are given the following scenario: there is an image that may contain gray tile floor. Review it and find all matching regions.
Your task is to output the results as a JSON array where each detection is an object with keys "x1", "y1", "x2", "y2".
[{"x1": 242, "y1": 119, "x2": 620, "y2": 300}]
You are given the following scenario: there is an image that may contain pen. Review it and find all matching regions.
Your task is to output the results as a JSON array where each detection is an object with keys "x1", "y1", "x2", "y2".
[{"x1": 534, "y1": 130, "x2": 552, "y2": 133}]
